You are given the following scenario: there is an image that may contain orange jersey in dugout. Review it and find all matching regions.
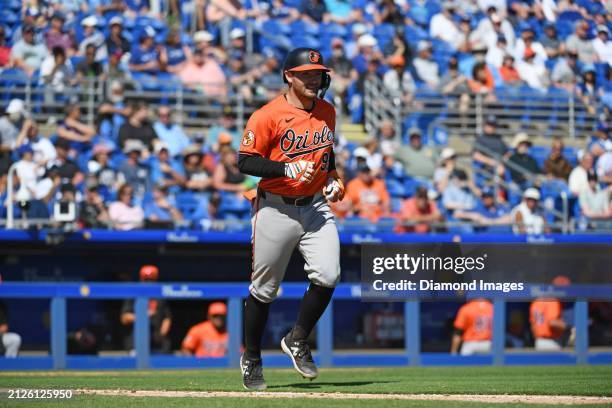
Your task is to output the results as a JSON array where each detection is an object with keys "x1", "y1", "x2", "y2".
[
  {"x1": 240, "y1": 94, "x2": 336, "y2": 196},
  {"x1": 530, "y1": 300, "x2": 563, "y2": 339},
  {"x1": 453, "y1": 300, "x2": 493, "y2": 342}
]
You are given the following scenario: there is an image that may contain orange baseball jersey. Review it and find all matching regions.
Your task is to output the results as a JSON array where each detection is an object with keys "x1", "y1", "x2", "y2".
[
  {"x1": 453, "y1": 300, "x2": 493, "y2": 341},
  {"x1": 182, "y1": 320, "x2": 228, "y2": 358},
  {"x1": 239, "y1": 94, "x2": 336, "y2": 196},
  {"x1": 345, "y1": 177, "x2": 390, "y2": 222},
  {"x1": 530, "y1": 300, "x2": 563, "y2": 339}
]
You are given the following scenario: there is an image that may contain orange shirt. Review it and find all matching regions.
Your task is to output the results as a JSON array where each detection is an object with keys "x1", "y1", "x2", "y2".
[
  {"x1": 453, "y1": 300, "x2": 493, "y2": 341},
  {"x1": 530, "y1": 300, "x2": 563, "y2": 339},
  {"x1": 345, "y1": 177, "x2": 390, "y2": 222},
  {"x1": 182, "y1": 321, "x2": 228, "y2": 358},
  {"x1": 395, "y1": 197, "x2": 438, "y2": 233},
  {"x1": 239, "y1": 95, "x2": 336, "y2": 197}
]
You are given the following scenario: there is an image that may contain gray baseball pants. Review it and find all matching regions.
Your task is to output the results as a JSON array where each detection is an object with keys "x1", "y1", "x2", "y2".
[{"x1": 249, "y1": 190, "x2": 341, "y2": 303}]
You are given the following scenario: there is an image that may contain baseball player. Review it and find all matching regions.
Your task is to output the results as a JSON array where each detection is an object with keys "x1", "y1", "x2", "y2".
[
  {"x1": 237, "y1": 47, "x2": 344, "y2": 390},
  {"x1": 450, "y1": 298, "x2": 493, "y2": 355}
]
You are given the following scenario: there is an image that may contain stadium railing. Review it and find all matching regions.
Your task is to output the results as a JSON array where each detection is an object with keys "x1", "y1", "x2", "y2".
[{"x1": 0, "y1": 281, "x2": 611, "y2": 371}]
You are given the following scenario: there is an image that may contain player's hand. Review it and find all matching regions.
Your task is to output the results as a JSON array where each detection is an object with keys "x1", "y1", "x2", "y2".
[
  {"x1": 285, "y1": 160, "x2": 315, "y2": 183},
  {"x1": 323, "y1": 176, "x2": 345, "y2": 202}
]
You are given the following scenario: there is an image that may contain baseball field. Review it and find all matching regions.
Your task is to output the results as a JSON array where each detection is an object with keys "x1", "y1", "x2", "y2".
[{"x1": 1, "y1": 365, "x2": 611, "y2": 407}]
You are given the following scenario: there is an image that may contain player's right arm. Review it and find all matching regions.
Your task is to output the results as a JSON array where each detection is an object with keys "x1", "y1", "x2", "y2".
[{"x1": 238, "y1": 110, "x2": 314, "y2": 182}]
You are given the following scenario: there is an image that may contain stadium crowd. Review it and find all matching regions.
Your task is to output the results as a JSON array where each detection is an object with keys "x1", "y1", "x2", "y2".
[{"x1": 0, "y1": 0, "x2": 611, "y2": 233}]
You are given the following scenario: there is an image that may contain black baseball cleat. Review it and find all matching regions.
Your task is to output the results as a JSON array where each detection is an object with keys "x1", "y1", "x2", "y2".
[
  {"x1": 240, "y1": 354, "x2": 267, "y2": 391},
  {"x1": 280, "y1": 336, "x2": 318, "y2": 379}
]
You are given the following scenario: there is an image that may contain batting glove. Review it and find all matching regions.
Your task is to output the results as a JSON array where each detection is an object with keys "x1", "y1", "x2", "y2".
[
  {"x1": 323, "y1": 176, "x2": 345, "y2": 202},
  {"x1": 285, "y1": 160, "x2": 315, "y2": 183}
]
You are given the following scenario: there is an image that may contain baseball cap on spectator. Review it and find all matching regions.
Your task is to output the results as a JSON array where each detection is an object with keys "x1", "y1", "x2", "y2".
[
  {"x1": 17, "y1": 144, "x2": 33, "y2": 157},
  {"x1": 389, "y1": 54, "x2": 405, "y2": 67},
  {"x1": 218, "y1": 133, "x2": 233, "y2": 145},
  {"x1": 208, "y1": 302, "x2": 227, "y2": 316},
  {"x1": 408, "y1": 127, "x2": 422, "y2": 138},
  {"x1": 123, "y1": 139, "x2": 146, "y2": 154},
  {"x1": 471, "y1": 42, "x2": 488, "y2": 54},
  {"x1": 523, "y1": 188, "x2": 540, "y2": 200},
  {"x1": 92, "y1": 143, "x2": 113, "y2": 156},
  {"x1": 353, "y1": 146, "x2": 370, "y2": 159},
  {"x1": 154, "y1": 141, "x2": 169, "y2": 154},
  {"x1": 352, "y1": 23, "x2": 367, "y2": 36},
  {"x1": 596, "y1": 25, "x2": 609, "y2": 35},
  {"x1": 139, "y1": 265, "x2": 159, "y2": 281},
  {"x1": 109, "y1": 16, "x2": 123, "y2": 26},
  {"x1": 141, "y1": 26, "x2": 156, "y2": 39},
  {"x1": 54, "y1": 138, "x2": 70, "y2": 150},
  {"x1": 481, "y1": 187, "x2": 494, "y2": 197},
  {"x1": 81, "y1": 15, "x2": 98, "y2": 27},
  {"x1": 25, "y1": 8, "x2": 39, "y2": 17},
  {"x1": 230, "y1": 28, "x2": 245, "y2": 40},
  {"x1": 331, "y1": 37, "x2": 344, "y2": 48},
  {"x1": 358, "y1": 34, "x2": 377, "y2": 48},
  {"x1": 182, "y1": 145, "x2": 203, "y2": 159},
  {"x1": 193, "y1": 30, "x2": 213, "y2": 43},
  {"x1": 581, "y1": 64, "x2": 595, "y2": 74},
  {"x1": 51, "y1": 13, "x2": 65, "y2": 21},
  {"x1": 6, "y1": 99, "x2": 25, "y2": 114},
  {"x1": 417, "y1": 40, "x2": 431, "y2": 52},
  {"x1": 440, "y1": 147, "x2": 456, "y2": 161},
  {"x1": 512, "y1": 132, "x2": 531, "y2": 148},
  {"x1": 596, "y1": 122, "x2": 609, "y2": 133},
  {"x1": 22, "y1": 25, "x2": 35, "y2": 34},
  {"x1": 485, "y1": 115, "x2": 497, "y2": 125}
]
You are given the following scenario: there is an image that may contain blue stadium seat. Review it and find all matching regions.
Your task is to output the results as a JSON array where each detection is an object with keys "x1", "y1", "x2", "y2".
[{"x1": 176, "y1": 191, "x2": 209, "y2": 224}]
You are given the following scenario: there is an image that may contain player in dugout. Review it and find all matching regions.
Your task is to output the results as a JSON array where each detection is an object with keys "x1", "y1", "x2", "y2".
[
  {"x1": 451, "y1": 298, "x2": 493, "y2": 355},
  {"x1": 181, "y1": 302, "x2": 228, "y2": 357},
  {"x1": 530, "y1": 275, "x2": 572, "y2": 351}
]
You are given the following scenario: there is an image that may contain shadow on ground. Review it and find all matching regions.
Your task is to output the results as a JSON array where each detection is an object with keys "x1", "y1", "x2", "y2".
[{"x1": 268, "y1": 380, "x2": 398, "y2": 389}]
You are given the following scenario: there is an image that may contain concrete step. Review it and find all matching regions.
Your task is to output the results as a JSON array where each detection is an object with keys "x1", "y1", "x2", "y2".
[{"x1": 340, "y1": 122, "x2": 368, "y2": 143}]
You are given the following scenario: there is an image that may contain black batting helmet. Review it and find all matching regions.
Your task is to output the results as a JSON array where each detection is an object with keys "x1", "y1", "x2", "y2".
[{"x1": 282, "y1": 48, "x2": 331, "y2": 98}]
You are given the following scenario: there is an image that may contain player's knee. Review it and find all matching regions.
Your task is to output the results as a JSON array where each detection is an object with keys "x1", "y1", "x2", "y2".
[
  {"x1": 250, "y1": 285, "x2": 280, "y2": 303},
  {"x1": 312, "y1": 264, "x2": 340, "y2": 288}
]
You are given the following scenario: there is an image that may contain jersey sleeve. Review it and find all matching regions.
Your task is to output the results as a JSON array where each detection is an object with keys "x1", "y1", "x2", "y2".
[
  {"x1": 454, "y1": 305, "x2": 468, "y2": 330},
  {"x1": 182, "y1": 326, "x2": 199, "y2": 351},
  {"x1": 240, "y1": 109, "x2": 274, "y2": 157}
]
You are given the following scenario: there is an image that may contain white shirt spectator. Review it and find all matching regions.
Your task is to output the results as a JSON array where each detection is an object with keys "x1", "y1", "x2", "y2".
[
  {"x1": 14, "y1": 160, "x2": 38, "y2": 202},
  {"x1": 596, "y1": 152, "x2": 612, "y2": 180},
  {"x1": 592, "y1": 36, "x2": 612, "y2": 66},
  {"x1": 568, "y1": 166, "x2": 589, "y2": 195},
  {"x1": 10, "y1": 40, "x2": 48, "y2": 71},
  {"x1": 383, "y1": 69, "x2": 416, "y2": 95},
  {"x1": 516, "y1": 60, "x2": 549, "y2": 91},
  {"x1": 513, "y1": 40, "x2": 548, "y2": 67},
  {"x1": 108, "y1": 201, "x2": 145, "y2": 231},
  {"x1": 430, "y1": 12, "x2": 463, "y2": 50},
  {"x1": 29, "y1": 137, "x2": 57, "y2": 166},
  {"x1": 414, "y1": 58, "x2": 440, "y2": 88},
  {"x1": 471, "y1": 18, "x2": 515, "y2": 50},
  {"x1": 512, "y1": 202, "x2": 545, "y2": 234},
  {"x1": 39, "y1": 56, "x2": 74, "y2": 93}
]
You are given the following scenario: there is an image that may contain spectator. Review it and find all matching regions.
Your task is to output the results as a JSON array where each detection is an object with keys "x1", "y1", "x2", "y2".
[
  {"x1": 106, "y1": 50, "x2": 131, "y2": 83},
  {"x1": 351, "y1": 34, "x2": 380, "y2": 76},
  {"x1": 430, "y1": 2, "x2": 463, "y2": 50},
  {"x1": 78, "y1": 15, "x2": 107, "y2": 62},
  {"x1": 588, "y1": 123, "x2": 611, "y2": 159},
  {"x1": 383, "y1": 54, "x2": 416, "y2": 105},
  {"x1": 300, "y1": 0, "x2": 328, "y2": 24},
  {"x1": 592, "y1": 25, "x2": 612, "y2": 66},
  {"x1": 181, "y1": 302, "x2": 228, "y2": 357},
  {"x1": 472, "y1": 115, "x2": 507, "y2": 176},
  {"x1": 118, "y1": 101, "x2": 158, "y2": 152},
  {"x1": 0, "y1": 26, "x2": 10, "y2": 67},
  {"x1": 396, "y1": 186, "x2": 443, "y2": 233},
  {"x1": 119, "y1": 139, "x2": 151, "y2": 198},
  {"x1": 577, "y1": 65, "x2": 603, "y2": 115},
  {"x1": 144, "y1": 185, "x2": 183, "y2": 224},
  {"x1": 75, "y1": 44, "x2": 105, "y2": 85},
  {"x1": 540, "y1": 22, "x2": 562, "y2": 59},
  {"x1": 213, "y1": 147, "x2": 249, "y2": 193},
  {"x1": 120, "y1": 265, "x2": 171, "y2": 353},
  {"x1": 56, "y1": 104, "x2": 97, "y2": 151},
  {"x1": 128, "y1": 26, "x2": 159, "y2": 75},
  {"x1": 455, "y1": 187, "x2": 512, "y2": 227},
  {"x1": 150, "y1": 142, "x2": 185, "y2": 190},
  {"x1": 10, "y1": 8, "x2": 43, "y2": 44},
  {"x1": 109, "y1": 183, "x2": 145, "y2": 230},
  {"x1": 551, "y1": 49, "x2": 580, "y2": 92},
  {"x1": 517, "y1": 47, "x2": 550, "y2": 92},
  {"x1": 0, "y1": 100, "x2": 28, "y2": 174},
  {"x1": 383, "y1": 28, "x2": 414, "y2": 69},
  {"x1": 568, "y1": 152, "x2": 594, "y2": 195},
  {"x1": 228, "y1": 28, "x2": 246, "y2": 56},
  {"x1": 182, "y1": 145, "x2": 212, "y2": 192},
  {"x1": 345, "y1": 163, "x2": 390, "y2": 222},
  {"x1": 579, "y1": 171, "x2": 611, "y2": 221},
  {"x1": 543, "y1": 137, "x2": 572, "y2": 181},
  {"x1": 434, "y1": 147, "x2": 457, "y2": 194},
  {"x1": 374, "y1": 0, "x2": 405, "y2": 25},
  {"x1": 79, "y1": 183, "x2": 110, "y2": 228},
  {"x1": 530, "y1": 276, "x2": 570, "y2": 351},
  {"x1": 178, "y1": 49, "x2": 227, "y2": 98},
  {"x1": 468, "y1": 61, "x2": 496, "y2": 101},
  {"x1": 507, "y1": 132, "x2": 539, "y2": 187},
  {"x1": 46, "y1": 138, "x2": 84, "y2": 187},
  {"x1": 499, "y1": 55, "x2": 522, "y2": 87},
  {"x1": 513, "y1": 28, "x2": 548, "y2": 68},
  {"x1": 0, "y1": 301, "x2": 22, "y2": 358},
  {"x1": 328, "y1": 38, "x2": 353, "y2": 105},
  {"x1": 9, "y1": 25, "x2": 48, "y2": 76},
  {"x1": 87, "y1": 143, "x2": 125, "y2": 197},
  {"x1": 442, "y1": 169, "x2": 479, "y2": 214},
  {"x1": 486, "y1": 35, "x2": 509, "y2": 68},
  {"x1": 351, "y1": 144, "x2": 382, "y2": 177},
  {"x1": 566, "y1": 20, "x2": 597, "y2": 64},
  {"x1": 152, "y1": 106, "x2": 191, "y2": 158},
  {"x1": 512, "y1": 188, "x2": 548, "y2": 234},
  {"x1": 439, "y1": 56, "x2": 470, "y2": 111},
  {"x1": 13, "y1": 145, "x2": 39, "y2": 203},
  {"x1": 160, "y1": 29, "x2": 190, "y2": 74},
  {"x1": 394, "y1": 127, "x2": 436, "y2": 179},
  {"x1": 470, "y1": 10, "x2": 515, "y2": 51},
  {"x1": 378, "y1": 120, "x2": 399, "y2": 158},
  {"x1": 450, "y1": 299, "x2": 493, "y2": 356},
  {"x1": 207, "y1": 108, "x2": 240, "y2": 150},
  {"x1": 14, "y1": 120, "x2": 56, "y2": 169},
  {"x1": 413, "y1": 41, "x2": 440, "y2": 89},
  {"x1": 596, "y1": 151, "x2": 612, "y2": 185},
  {"x1": 105, "y1": 16, "x2": 130, "y2": 57},
  {"x1": 44, "y1": 13, "x2": 74, "y2": 54},
  {"x1": 40, "y1": 46, "x2": 76, "y2": 103}
]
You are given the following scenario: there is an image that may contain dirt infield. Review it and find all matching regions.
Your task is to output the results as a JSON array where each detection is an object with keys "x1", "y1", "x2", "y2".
[{"x1": 77, "y1": 389, "x2": 612, "y2": 405}]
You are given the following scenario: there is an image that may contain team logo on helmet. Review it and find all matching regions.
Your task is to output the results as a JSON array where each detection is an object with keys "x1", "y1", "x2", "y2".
[
  {"x1": 242, "y1": 130, "x2": 255, "y2": 146},
  {"x1": 309, "y1": 51, "x2": 321, "y2": 63}
]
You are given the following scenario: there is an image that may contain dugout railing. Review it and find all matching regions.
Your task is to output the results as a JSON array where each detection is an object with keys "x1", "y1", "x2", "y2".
[{"x1": 0, "y1": 280, "x2": 611, "y2": 371}]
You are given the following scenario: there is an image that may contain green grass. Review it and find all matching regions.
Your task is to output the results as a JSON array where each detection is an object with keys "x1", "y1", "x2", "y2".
[
  {"x1": 1, "y1": 366, "x2": 611, "y2": 407},
  {"x1": 1, "y1": 396, "x2": 611, "y2": 408}
]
